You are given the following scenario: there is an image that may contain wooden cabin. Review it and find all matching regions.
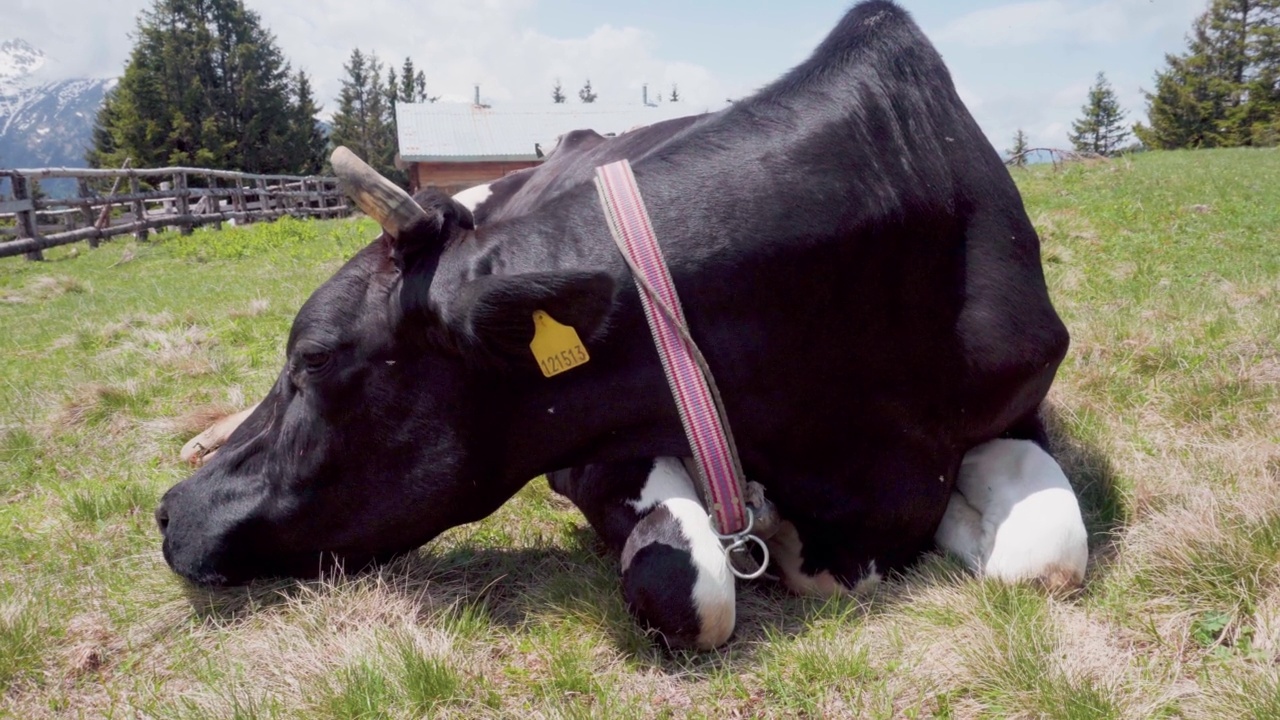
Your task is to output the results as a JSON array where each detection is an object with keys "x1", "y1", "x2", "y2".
[{"x1": 395, "y1": 97, "x2": 708, "y2": 196}]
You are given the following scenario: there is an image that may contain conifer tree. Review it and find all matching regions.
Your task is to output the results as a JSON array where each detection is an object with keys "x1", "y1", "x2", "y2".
[
  {"x1": 329, "y1": 49, "x2": 402, "y2": 185},
  {"x1": 1070, "y1": 72, "x2": 1130, "y2": 155},
  {"x1": 1135, "y1": 0, "x2": 1280, "y2": 148},
  {"x1": 669, "y1": 84, "x2": 680, "y2": 102},
  {"x1": 396, "y1": 58, "x2": 436, "y2": 103},
  {"x1": 414, "y1": 70, "x2": 431, "y2": 102},
  {"x1": 1007, "y1": 128, "x2": 1030, "y2": 166},
  {"x1": 287, "y1": 71, "x2": 325, "y2": 175},
  {"x1": 552, "y1": 79, "x2": 566, "y2": 104},
  {"x1": 386, "y1": 67, "x2": 399, "y2": 113},
  {"x1": 578, "y1": 79, "x2": 597, "y2": 103},
  {"x1": 88, "y1": 0, "x2": 320, "y2": 173},
  {"x1": 399, "y1": 58, "x2": 416, "y2": 102}
]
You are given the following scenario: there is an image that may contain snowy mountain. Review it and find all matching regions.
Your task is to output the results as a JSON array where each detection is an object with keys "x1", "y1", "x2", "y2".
[{"x1": 1, "y1": 39, "x2": 115, "y2": 196}]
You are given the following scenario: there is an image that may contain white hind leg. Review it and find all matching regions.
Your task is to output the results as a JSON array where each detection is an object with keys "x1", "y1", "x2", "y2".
[{"x1": 935, "y1": 439, "x2": 1088, "y2": 592}]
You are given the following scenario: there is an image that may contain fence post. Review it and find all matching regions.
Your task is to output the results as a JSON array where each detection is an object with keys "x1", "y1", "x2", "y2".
[
  {"x1": 256, "y1": 178, "x2": 271, "y2": 216},
  {"x1": 175, "y1": 172, "x2": 192, "y2": 235},
  {"x1": 303, "y1": 178, "x2": 316, "y2": 217},
  {"x1": 12, "y1": 175, "x2": 43, "y2": 261},
  {"x1": 129, "y1": 172, "x2": 148, "y2": 242},
  {"x1": 77, "y1": 178, "x2": 99, "y2": 248},
  {"x1": 235, "y1": 178, "x2": 246, "y2": 216},
  {"x1": 208, "y1": 174, "x2": 222, "y2": 231}
]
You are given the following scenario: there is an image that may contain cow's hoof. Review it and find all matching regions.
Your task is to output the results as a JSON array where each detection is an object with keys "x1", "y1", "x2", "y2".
[{"x1": 621, "y1": 499, "x2": 735, "y2": 651}]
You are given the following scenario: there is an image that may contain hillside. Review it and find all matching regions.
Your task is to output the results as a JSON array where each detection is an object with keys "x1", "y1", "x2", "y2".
[{"x1": 0, "y1": 149, "x2": 1278, "y2": 718}]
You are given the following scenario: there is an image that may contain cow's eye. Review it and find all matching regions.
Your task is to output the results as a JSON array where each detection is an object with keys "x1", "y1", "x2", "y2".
[{"x1": 300, "y1": 349, "x2": 332, "y2": 373}]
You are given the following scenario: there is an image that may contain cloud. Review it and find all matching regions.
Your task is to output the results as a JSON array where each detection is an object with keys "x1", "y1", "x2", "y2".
[
  {"x1": 246, "y1": 0, "x2": 724, "y2": 116},
  {"x1": 2, "y1": 0, "x2": 725, "y2": 114},
  {"x1": 2, "y1": 0, "x2": 147, "y2": 79},
  {"x1": 934, "y1": 0, "x2": 1202, "y2": 49}
]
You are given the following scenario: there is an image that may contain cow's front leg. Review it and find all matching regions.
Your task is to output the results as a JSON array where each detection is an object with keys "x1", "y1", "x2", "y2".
[
  {"x1": 934, "y1": 438, "x2": 1087, "y2": 593},
  {"x1": 549, "y1": 458, "x2": 735, "y2": 650},
  {"x1": 766, "y1": 447, "x2": 955, "y2": 598}
]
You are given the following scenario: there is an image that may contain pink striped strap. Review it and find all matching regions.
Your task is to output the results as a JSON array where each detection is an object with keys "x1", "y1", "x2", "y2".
[{"x1": 593, "y1": 159, "x2": 751, "y2": 537}]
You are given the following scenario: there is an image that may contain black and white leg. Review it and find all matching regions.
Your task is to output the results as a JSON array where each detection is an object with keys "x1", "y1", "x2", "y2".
[
  {"x1": 549, "y1": 457, "x2": 735, "y2": 650},
  {"x1": 934, "y1": 438, "x2": 1088, "y2": 592}
]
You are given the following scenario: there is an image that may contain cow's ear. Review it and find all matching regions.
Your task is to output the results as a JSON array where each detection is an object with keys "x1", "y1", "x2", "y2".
[
  {"x1": 393, "y1": 189, "x2": 474, "y2": 276},
  {"x1": 444, "y1": 270, "x2": 617, "y2": 365},
  {"x1": 394, "y1": 190, "x2": 475, "y2": 314}
]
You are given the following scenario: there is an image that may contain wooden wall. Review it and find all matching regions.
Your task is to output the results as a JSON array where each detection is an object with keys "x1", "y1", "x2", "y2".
[{"x1": 411, "y1": 160, "x2": 542, "y2": 195}]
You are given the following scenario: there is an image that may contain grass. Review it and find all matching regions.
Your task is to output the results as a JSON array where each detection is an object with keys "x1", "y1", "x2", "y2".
[{"x1": 0, "y1": 148, "x2": 1277, "y2": 718}]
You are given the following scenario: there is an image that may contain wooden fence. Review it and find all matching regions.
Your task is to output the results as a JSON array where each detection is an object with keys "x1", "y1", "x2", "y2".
[{"x1": 0, "y1": 165, "x2": 352, "y2": 260}]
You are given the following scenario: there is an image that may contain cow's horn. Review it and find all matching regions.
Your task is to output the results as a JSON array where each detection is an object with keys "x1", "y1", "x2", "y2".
[{"x1": 330, "y1": 146, "x2": 427, "y2": 238}]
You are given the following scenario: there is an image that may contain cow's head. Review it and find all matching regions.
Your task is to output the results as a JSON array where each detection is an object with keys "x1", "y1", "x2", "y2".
[{"x1": 155, "y1": 148, "x2": 620, "y2": 585}]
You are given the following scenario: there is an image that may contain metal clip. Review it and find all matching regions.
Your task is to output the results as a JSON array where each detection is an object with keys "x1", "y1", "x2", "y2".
[{"x1": 712, "y1": 506, "x2": 771, "y2": 581}]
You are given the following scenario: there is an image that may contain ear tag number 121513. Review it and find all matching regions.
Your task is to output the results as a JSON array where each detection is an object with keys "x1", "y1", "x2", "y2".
[{"x1": 530, "y1": 310, "x2": 590, "y2": 378}]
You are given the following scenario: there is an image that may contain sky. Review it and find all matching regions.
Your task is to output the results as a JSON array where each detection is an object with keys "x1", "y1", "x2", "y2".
[{"x1": 1, "y1": 0, "x2": 1208, "y2": 151}]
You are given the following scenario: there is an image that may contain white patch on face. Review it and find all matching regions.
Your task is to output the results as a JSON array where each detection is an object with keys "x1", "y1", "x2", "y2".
[
  {"x1": 936, "y1": 438, "x2": 1088, "y2": 591},
  {"x1": 449, "y1": 182, "x2": 493, "y2": 212},
  {"x1": 627, "y1": 456, "x2": 700, "y2": 513}
]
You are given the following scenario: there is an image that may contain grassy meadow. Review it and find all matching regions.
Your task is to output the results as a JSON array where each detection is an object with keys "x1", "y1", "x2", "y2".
[{"x1": 1, "y1": 148, "x2": 1278, "y2": 719}]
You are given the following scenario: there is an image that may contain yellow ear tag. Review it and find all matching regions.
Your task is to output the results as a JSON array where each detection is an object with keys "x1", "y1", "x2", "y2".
[{"x1": 530, "y1": 310, "x2": 590, "y2": 378}]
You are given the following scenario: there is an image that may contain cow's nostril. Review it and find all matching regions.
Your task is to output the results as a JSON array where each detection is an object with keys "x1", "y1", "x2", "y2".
[{"x1": 155, "y1": 503, "x2": 170, "y2": 534}]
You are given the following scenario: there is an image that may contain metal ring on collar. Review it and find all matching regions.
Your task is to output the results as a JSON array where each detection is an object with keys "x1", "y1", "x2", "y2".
[
  {"x1": 710, "y1": 506, "x2": 771, "y2": 580},
  {"x1": 725, "y1": 534, "x2": 771, "y2": 581}
]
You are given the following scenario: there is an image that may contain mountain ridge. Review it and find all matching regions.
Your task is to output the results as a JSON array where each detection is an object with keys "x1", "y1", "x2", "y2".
[{"x1": 1, "y1": 38, "x2": 116, "y2": 196}]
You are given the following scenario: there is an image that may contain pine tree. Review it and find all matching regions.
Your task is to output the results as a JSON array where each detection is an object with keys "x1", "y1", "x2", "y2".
[
  {"x1": 329, "y1": 49, "x2": 402, "y2": 185},
  {"x1": 393, "y1": 58, "x2": 436, "y2": 104},
  {"x1": 415, "y1": 70, "x2": 432, "y2": 102},
  {"x1": 552, "y1": 79, "x2": 566, "y2": 104},
  {"x1": 1007, "y1": 128, "x2": 1030, "y2": 166},
  {"x1": 669, "y1": 84, "x2": 680, "y2": 102},
  {"x1": 287, "y1": 70, "x2": 325, "y2": 175},
  {"x1": 399, "y1": 58, "x2": 415, "y2": 102},
  {"x1": 87, "y1": 0, "x2": 322, "y2": 173},
  {"x1": 1133, "y1": 56, "x2": 1225, "y2": 148},
  {"x1": 578, "y1": 79, "x2": 597, "y2": 103},
  {"x1": 1135, "y1": 0, "x2": 1280, "y2": 148},
  {"x1": 85, "y1": 87, "x2": 122, "y2": 168},
  {"x1": 386, "y1": 67, "x2": 399, "y2": 113},
  {"x1": 1070, "y1": 72, "x2": 1130, "y2": 155}
]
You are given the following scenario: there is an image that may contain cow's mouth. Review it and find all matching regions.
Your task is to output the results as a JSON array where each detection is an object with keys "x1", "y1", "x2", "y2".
[{"x1": 160, "y1": 532, "x2": 404, "y2": 588}]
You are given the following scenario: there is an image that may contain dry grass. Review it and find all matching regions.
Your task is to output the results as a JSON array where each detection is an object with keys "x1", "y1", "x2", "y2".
[
  {"x1": 1, "y1": 275, "x2": 88, "y2": 304},
  {"x1": 0, "y1": 151, "x2": 1278, "y2": 718}
]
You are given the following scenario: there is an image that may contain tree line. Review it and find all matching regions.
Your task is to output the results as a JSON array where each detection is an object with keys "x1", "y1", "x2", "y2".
[
  {"x1": 86, "y1": 0, "x2": 685, "y2": 187},
  {"x1": 86, "y1": 0, "x2": 442, "y2": 183},
  {"x1": 95, "y1": 0, "x2": 1274, "y2": 182},
  {"x1": 1010, "y1": 0, "x2": 1280, "y2": 163}
]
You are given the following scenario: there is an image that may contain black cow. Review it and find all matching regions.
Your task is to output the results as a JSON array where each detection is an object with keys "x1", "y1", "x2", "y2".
[{"x1": 158, "y1": 1, "x2": 1083, "y2": 649}]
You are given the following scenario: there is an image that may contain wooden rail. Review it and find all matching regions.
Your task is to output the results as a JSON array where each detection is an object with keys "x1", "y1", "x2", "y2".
[{"x1": 0, "y1": 166, "x2": 353, "y2": 260}]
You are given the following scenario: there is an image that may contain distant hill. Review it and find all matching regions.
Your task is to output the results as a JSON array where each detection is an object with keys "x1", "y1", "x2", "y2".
[{"x1": 1, "y1": 39, "x2": 115, "y2": 197}]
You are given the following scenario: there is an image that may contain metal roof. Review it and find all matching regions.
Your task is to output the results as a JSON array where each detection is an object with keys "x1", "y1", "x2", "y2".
[{"x1": 396, "y1": 102, "x2": 713, "y2": 162}]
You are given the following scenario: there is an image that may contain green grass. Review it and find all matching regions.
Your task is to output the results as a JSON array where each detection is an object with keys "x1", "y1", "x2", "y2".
[
  {"x1": 0, "y1": 148, "x2": 1278, "y2": 718},
  {"x1": 395, "y1": 641, "x2": 462, "y2": 713}
]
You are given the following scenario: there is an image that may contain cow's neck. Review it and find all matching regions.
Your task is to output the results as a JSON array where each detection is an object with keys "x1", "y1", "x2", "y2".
[{"x1": 448, "y1": 212, "x2": 693, "y2": 484}]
